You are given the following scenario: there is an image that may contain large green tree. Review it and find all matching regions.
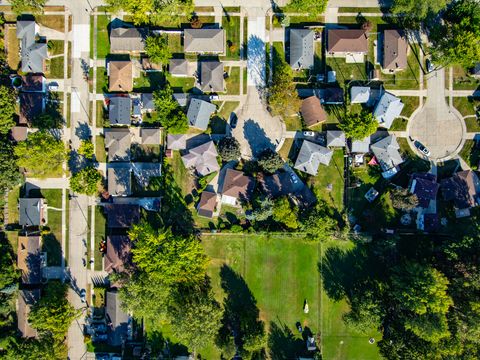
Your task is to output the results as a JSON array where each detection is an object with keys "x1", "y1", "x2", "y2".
[
  {"x1": 391, "y1": 0, "x2": 449, "y2": 24},
  {"x1": 285, "y1": 0, "x2": 328, "y2": 15},
  {"x1": 339, "y1": 110, "x2": 378, "y2": 141},
  {"x1": 300, "y1": 201, "x2": 337, "y2": 242},
  {"x1": 0, "y1": 86, "x2": 16, "y2": 134},
  {"x1": 78, "y1": 139, "x2": 95, "y2": 159},
  {"x1": 272, "y1": 196, "x2": 299, "y2": 229},
  {"x1": 10, "y1": 0, "x2": 46, "y2": 15},
  {"x1": 145, "y1": 35, "x2": 171, "y2": 65},
  {"x1": 69, "y1": 166, "x2": 102, "y2": 195},
  {"x1": 257, "y1": 149, "x2": 284, "y2": 174},
  {"x1": 217, "y1": 137, "x2": 241, "y2": 162},
  {"x1": 0, "y1": 139, "x2": 21, "y2": 192},
  {"x1": 153, "y1": 84, "x2": 188, "y2": 133}
]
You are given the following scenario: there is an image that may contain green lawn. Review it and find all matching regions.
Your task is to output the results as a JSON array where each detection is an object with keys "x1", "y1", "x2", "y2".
[
  {"x1": 48, "y1": 57, "x2": 64, "y2": 78},
  {"x1": 223, "y1": 16, "x2": 241, "y2": 60},
  {"x1": 42, "y1": 189, "x2": 64, "y2": 266},
  {"x1": 278, "y1": 138, "x2": 295, "y2": 160},
  {"x1": 166, "y1": 73, "x2": 195, "y2": 92},
  {"x1": 48, "y1": 40, "x2": 65, "y2": 56},
  {"x1": 167, "y1": 33, "x2": 182, "y2": 54},
  {"x1": 96, "y1": 67, "x2": 108, "y2": 93},
  {"x1": 380, "y1": 45, "x2": 422, "y2": 90},
  {"x1": 326, "y1": 57, "x2": 368, "y2": 90},
  {"x1": 453, "y1": 97, "x2": 479, "y2": 117},
  {"x1": 464, "y1": 117, "x2": 480, "y2": 132},
  {"x1": 399, "y1": 96, "x2": 419, "y2": 118},
  {"x1": 389, "y1": 118, "x2": 408, "y2": 131},
  {"x1": 459, "y1": 139, "x2": 479, "y2": 170},
  {"x1": 218, "y1": 101, "x2": 240, "y2": 120},
  {"x1": 452, "y1": 65, "x2": 480, "y2": 90},
  {"x1": 168, "y1": 151, "x2": 194, "y2": 197},
  {"x1": 95, "y1": 135, "x2": 107, "y2": 163},
  {"x1": 94, "y1": 206, "x2": 106, "y2": 271},
  {"x1": 243, "y1": 67, "x2": 248, "y2": 94},
  {"x1": 338, "y1": 7, "x2": 385, "y2": 13},
  {"x1": 225, "y1": 66, "x2": 240, "y2": 95},
  {"x1": 7, "y1": 185, "x2": 20, "y2": 224},
  {"x1": 96, "y1": 15, "x2": 111, "y2": 59},
  {"x1": 285, "y1": 115, "x2": 303, "y2": 131}
]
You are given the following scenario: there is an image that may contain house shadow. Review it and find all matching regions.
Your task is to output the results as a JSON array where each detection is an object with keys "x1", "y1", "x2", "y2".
[{"x1": 243, "y1": 119, "x2": 275, "y2": 158}]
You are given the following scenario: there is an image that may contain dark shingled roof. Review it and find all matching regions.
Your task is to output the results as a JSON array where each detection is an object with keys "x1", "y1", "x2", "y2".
[
  {"x1": 17, "y1": 235, "x2": 41, "y2": 285},
  {"x1": 383, "y1": 30, "x2": 408, "y2": 71},
  {"x1": 410, "y1": 173, "x2": 439, "y2": 208},
  {"x1": 197, "y1": 191, "x2": 217, "y2": 218},
  {"x1": 106, "y1": 290, "x2": 129, "y2": 346},
  {"x1": 301, "y1": 96, "x2": 326, "y2": 128},
  {"x1": 220, "y1": 169, "x2": 255, "y2": 202},
  {"x1": 440, "y1": 170, "x2": 480, "y2": 209},
  {"x1": 105, "y1": 204, "x2": 140, "y2": 228},
  {"x1": 105, "y1": 235, "x2": 132, "y2": 274},
  {"x1": 17, "y1": 289, "x2": 40, "y2": 338}
]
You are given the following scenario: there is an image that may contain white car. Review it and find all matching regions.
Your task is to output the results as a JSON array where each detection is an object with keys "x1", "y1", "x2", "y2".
[
  {"x1": 48, "y1": 83, "x2": 59, "y2": 91},
  {"x1": 303, "y1": 131, "x2": 315, "y2": 137},
  {"x1": 209, "y1": 95, "x2": 220, "y2": 101}
]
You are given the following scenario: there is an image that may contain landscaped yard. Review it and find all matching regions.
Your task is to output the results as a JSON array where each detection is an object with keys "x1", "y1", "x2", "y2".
[
  {"x1": 6, "y1": 27, "x2": 19, "y2": 70},
  {"x1": 7, "y1": 185, "x2": 20, "y2": 225},
  {"x1": 452, "y1": 65, "x2": 480, "y2": 90},
  {"x1": 166, "y1": 73, "x2": 195, "y2": 92},
  {"x1": 95, "y1": 135, "x2": 106, "y2": 163},
  {"x1": 96, "y1": 15, "x2": 111, "y2": 59},
  {"x1": 223, "y1": 16, "x2": 240, "y2": 60},
  {"x1": 48, "y1": 57, "x2": 64, "y2": 78},
  {"x1": 94, "y1": 206, "x2": 106, "y2": 271},
  {"x1": 399, "y1": 96, "x2": 419, "y2": 117},
  {"x1": 167, "y1": 151, "x2": 194, "y2": 197},
  {"x1": 464, "y1": 117, "x2": 480, "y2": 132},
  {"x1": 167, "y1": 33, "x2": 182, "y2": 54},
  {"x1": 37, "y1": 15, "x2": 65, "y2": 32},
  {"x1": 278, "y1": 138, "x2": 295, "y2": 160},
  {"x1": 96, "y1": 67, "x2": 108, "y2": 93},
  {"x1": 453, "y1": 96, "x2": 479, "y2": 117},
  {"x1": 42, "y1": 189, "x2": 64, "y2": 266},
  {"x1": 225, "y1": 66, "x2": 240, "y2": 95},
  {"x1": 48, "y1": 40, "x2": 64, "y2": 55},
  {"x1": 459, "y1": 139, "x2": 479, "y2": 170},
  {"x1": 326, "y1": 57, "x2": 368, "y2": 90}
]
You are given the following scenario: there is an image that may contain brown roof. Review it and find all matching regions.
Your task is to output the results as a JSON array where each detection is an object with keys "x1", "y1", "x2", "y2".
[
  {"x1": 19, "y1": 92, "x2": 44, "y2": 125},
  {"x1": 11, "y1": 126, "x2": 28, "y2": 141},
  {"x1": 21, "y1": 74, "x2": 45, "y2": 92},
  {"x1": 220, "y1": 169, "x2": 255, "y2": 201},
  {"x1": 105, "y1": 204, "x2": 140, "y2": 228},
  {"x1": 18, "y1": 289, "x2": 40, "y2": 338},
  {"x1": 105, "y1": 235, "x2": 131, "y2": 273},
  {"x1": 109, "y1": 61, "x2": 133, "y2": 92},
  {"x1": 197, "y1": 191, "x2": 217, "y2": 218},
  {"x1": 17, "y1": 235, "x2": 41, "y2": 285},
  {"x1": 327, "y1": 29, "x2": 368, "y2": 53},
  {"x1": 441, "y1": 170, "x2": 480, "y2": 209},
  {"x1": 301, "y1": 96, "x2": 327, "y2": 127},
  {"x1": 383, "y1": 30, "x2": 408, "y2": 70}
]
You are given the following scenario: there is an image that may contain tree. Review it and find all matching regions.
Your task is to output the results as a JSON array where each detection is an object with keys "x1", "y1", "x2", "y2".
[
  {"x1": 0, "y1": 86, "x2": 17, "y2": 134},
  {"x1": 285, "y1": 0, "x2": 328, "y2": 16},
  {"x1": 390, "y1": 187, "x2": 419, "y2": 211},
  {"x1": 70, "y1": 167, "x2": 102, "y2": 195},
  {"x1": 391, "y1": 0, "x2": 448, "y2": 24},
  {"x1": 246, "y1": 196, "x2": 274, "y2": 222},
  {"x1": 10, "y1": 0, "x2": 46, "y2": 15},
  {"x1": 338, "y1": 110, "x2": 378, "y2": 141},
  {"x1": 189, "y1": 15, "x2": 203, "y2": 29},
  {"x1": 145, "y1": 35, "x2": 171, "y2": 65},
  {"x1": 15, "y1": 132, "x2": 66, "y2": 178},
  {"x1": 153, "y1": 85, "x2": 188, "y2": 134},
  {"x1": 257, "y1": 149, "x2": 284, "y2": 174},
  {"x1": 78, "y1": 139, "x2": 95, "y2": 159},
  {"x1": 272, "y1": 196, "x2": 298, "y2": 229},
  {"x1": 0, "y1": 139, "x2": 21, "y2": 192},
  {"x1": 217, "y1": 137, "x2": 241, "y2": 162},
  {"x1": 31, "y1": 113, "x2": 62, "y2": 130},
  {"x1": 0, "y1": 242, "x2": 18, "y2": 291},
  {"x1": 301, "y1": 201, "x2": 337, "y2": 242}
]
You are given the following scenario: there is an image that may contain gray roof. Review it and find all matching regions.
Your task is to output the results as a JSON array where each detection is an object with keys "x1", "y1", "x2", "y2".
[
  {"x1": 169, "y1": 59, "x2": 188, "y2": 76},
  {"x1": 132, "y1": 163, "x2": 161, "y2": 188},
  {"x1": 108, "y1": 166, "x2": 132, "y2": 197},
  {"x1": 326, "y1": 130, "x2": 346, "y2": 147},
  {"x1": 104, "y1": 128, "x2": 131, "y2": 161},
  {"x1": 140, "y1": 127, "x2": 160, "y2": 144},
  {"x1": 173, "y1": 93, "x2": 188, "y2": 107},
  {"x1": 109, "y1": 97, "x2": 132, "y2": 125},
  {"x1": 19, "y1": 198, "x2": 43, "y2": 227},
  {"x1": 370, "y1": 135, "x2": 404, "y2": 174},
  {"x1": 200, "y1": 61, "x2": 224, "y2": 92},
  {"x1": 350, "y1": 86, "x2": 371, "y2": 103},
  {"x1": 294, "y1": 140, "x2": 333, "y2": 175},
  {"x1": 167, "y1": 134, "x2": 187, "y2": 150},
  {"x1": 374, "y1": 92, "x2": 404, "y2": 129},
  {"x1": 289, "y1": 29, "x2": 314, "y2": 70},
  {"x1": 106, "y1": 291, "x2": 129, "y2": 346},
  {"x1": 184, "y1": 29, "x2": 225, "y2": 53},
  {"x1": 187, "y1": 98, "x2": 216, "y2": 130},
  {"x1": 351, "y1": 136, "x2": 371, "y2": 153},
  {"x1": 141, "y1": 93, "x2": 154, "y2": 111},
  {"x1": 110, "y1": 27, "x2": 147, "y2": 53},
  {"x1": 182, "y1": 141, "x2": 220, "y2": 176},
  {"x1": 17, "y1": 20, "x2": 47, "y2": 73}
]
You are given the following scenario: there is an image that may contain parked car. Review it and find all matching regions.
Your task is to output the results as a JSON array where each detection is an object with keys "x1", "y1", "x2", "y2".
[
  {"x1": 289, "y1": 172, "x2": 299, "y2": 184},
  {"x1": 303, "y1": 131, "x2": 315, "y2": 137},
  {"x1": 209, "y1": 94, "x2": 219, "y2": 101},
  {"x1": 415, "y1": 141, "x2": 431, "y2": 156},
  {"x1": 95, "y1": 353, "x2": 109, "y2": 360},
  {"x1": 230, "y1": 113, "x2": 238, "y2": 129},
  {"x1": 426, "y1": 59, "x2": 435, "y2": 73},
  {"x1": 48, "y1": 82, "x2": 59, "y2": 91},
  {"x1": 80, "y1": 289, "x2": 86, "y2": 303}
]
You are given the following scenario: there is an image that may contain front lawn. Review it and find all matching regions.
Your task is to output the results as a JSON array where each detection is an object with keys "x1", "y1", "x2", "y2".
[
  {"x1": 225, "y1": 66, "x2": 240, "y2": 95},
  {"x1": 96, "y1": 15, "x2": 111, "y2": 59},
  {"x1": 464, "y1": 117, "x2": 480, "y2": 132},
  {"x1": 48, "y1": 57, "x2": 64, "y2": 78},
  {"x1": 37, "y1": 15, "x2": 65, "y2": 32},
  {"x1": 6, "y1": 27, "x2": 19, "y2": 70},
  {"x1": 95, "y1": 135, "x2": 106, "y2": 163},
  {"x1": 399, "y1": 96, "x2": 419, "y2": 118},
  {"x1": 96, "y1": 67, "x2": 108, "y2": 93},
  {"x1": 452, "y1": 65, "x2": 480, "y2": 90},
  {"x1": 453, "y1": 96, "x2": 479, "y2": 117},
  {"x1": 94, "y1": 206, "x2": 106, "y2": 271},
  {"x1": 459, "y1": 139, "x2": 479, "y2": 170},
  {"x1": 223, "y1": 16, "x2": 241, "y2": 60},
  {"x1": 42, "y1": 189, "x2": 64, "y2": 266}
]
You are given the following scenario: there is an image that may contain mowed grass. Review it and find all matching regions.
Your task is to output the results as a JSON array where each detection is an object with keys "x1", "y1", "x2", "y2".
[
  {"x1": 6, "y1": 27, "x2": 19, "y2": 70},
  {"x1": 94, "y1": 206, "x2": 106, "y2": 271},
  {"x1": 453, "y1": 96, "x2": 479, "y2": 117},
  {"x1": 96, "y1": 15, "x2": 111, "y2": 59},
  {"x1": 225, "y1": 66, "x2": 240, "y2": 95},
  {"x1": 223, "y1": 16, "x2": 241, "y2": 60}
]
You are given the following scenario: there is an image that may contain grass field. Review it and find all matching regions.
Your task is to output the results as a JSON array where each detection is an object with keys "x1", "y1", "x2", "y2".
[
  {"x1": 223, "y1": 16, "x2": 241, "y2": 60},
  {"x1": 96, "y1": 15, "x2": 111, "y2": 59},
  {"x1": 37, "y1": 15, "x2": 65, "y2": 32},
  {"x1": 452, "y1": 65, "x2": 480, "y2": 90},
  {"x1": 225, "y1": 66, "x2": 240, "y2": 95},
  {"x1": 453, "y1": 97, "x2": 479, "y2": 117}
]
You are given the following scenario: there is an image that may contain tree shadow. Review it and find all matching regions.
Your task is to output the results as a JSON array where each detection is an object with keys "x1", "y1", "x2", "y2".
[
  {"x1": 75, "y1": 122, "x2": 92, "y2": 140},
  {"x1": 268, "y1": 321, "x2": 305, "y2": 360},
  {"x1": 247, "y1": 35, "x2": 267, "y2": 93},
  {"x1": 243, "y1": 119, "x2": 275, "y2": 158},
  {"x1": 68, "y1": 149, "x2": 87, "y2": 175}
]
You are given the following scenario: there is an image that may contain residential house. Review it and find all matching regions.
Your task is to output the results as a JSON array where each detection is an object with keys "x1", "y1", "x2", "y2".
[
  {"x1": 169, "y1": 59, "x2": 188, "y2": 77},
  {"x1": 104, "y1": 235, "x2": 132, "y2": 273},
  {"x1": 141, "y1": 93, "x2": 154, "y2": 112},
  {"x1": 181, "y1": 141, "x2": 220, "y2": 176},
  {"x1": 200, "y1": 61, "x2": 224, "y2": 93},
  {"x1": 17, "y1": 289, "x2": 40, "y2": 338},
  {"x1": 326, "y1": 130, "x2": 345, "y2": 147},
  {"x1": 418, "y1": 213, "x2": 440, "y2": 233},
  {"x1": 219, "y1": 168, "x2": 255, "y2": 206},
  {"x1": 374, "y1": 92, "x2": 404, "y2": 129},
  {"x1": 350, "y1": 86, "x2": 371, "y2": 104},
  {"x1": 187, "y1": 98, "x2": 216, "y2": 130},
  {"x1": 19, "y1": 198, "x2": 45, "y2": 227},
  {"x1": 105, "y1": 204, "x2": 140, "y2": 228},
  {"x1": 16, "y1": 20, "x2": 48, "y2": 73},
  {"x1": 109, "y1": 97, "x2": 132, "y2": 125},
  {"x1": 184, "y1": 29, "x2": 225, "y2": 54},
  {"x1": 294, "y1": 140, "x2": 333, "y2": 175},
  {"x1": 131, "y1": 163, "x2": 161, "y2": 188},
  {"x1": 21, "y1": 75, "x2": 46, "y2": 92},
  {"x1": 197, "y1": 191, "x2": 217, "y2": 218},
  {"x1": 383, "y1": 30, "x2": 408, "y2": 72},
  {"x1": 104, "y1": 128, "x2": 131, "y2": 161},
  {"x1": 108, "y1": 167, "x2": 132, "y2": 197},
  {"x1": 106, "y1": 290, "x2": 129, "y2": 346},
  {"x1": 370, "y1": 135, "x2": 404, "y2": 179},
  {"x1": 140, "y1": 127, "x2": 160, "y2": 144},
  {"x1": 110, "y1": 27, "x2": 147, "y2": 53},
  {"x1": 19, "y1": 92, "x2": 45, "y2": 125},
  {"x1": 351, "y1": 136, "x2": 371, "y2": 153},
  {"x1": 173, "y1": 93, "x2": 188, "y2": 107},
  {"x1": 301, "y1": 96, "x2": 326, "y2": 128},
  {"x1": 259, "y1": 171, "x2": 316, "y2": 208},
  {"x1": 410, "y1": 173, "x2": 439, "y2": 209},
  {"x1": 320, "y1": 88, "x2": 344, "y2": 105},
  {"x1": 17, "y1": 235, "x2": 41, "y2": 285},
  {"x1": 289, "y1": 29, "x2": 314, "y2": 70},
  {"x1": 167, "y1": 134, "x2": 187, "y2": 150},
  {"x1": 108, "y1": 61, "x2": 133, "y2": 92},
  {"x1": 327, "y1": 29, "x2": 368, "y2": 57},
  {"x1": 441, "y1": 170, "x2": 480, "y2": 217}
]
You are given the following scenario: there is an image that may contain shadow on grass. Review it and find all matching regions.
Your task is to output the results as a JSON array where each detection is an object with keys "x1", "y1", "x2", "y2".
[{"x1": 268, "y1": 321, "x2": 305, "y2": 359}]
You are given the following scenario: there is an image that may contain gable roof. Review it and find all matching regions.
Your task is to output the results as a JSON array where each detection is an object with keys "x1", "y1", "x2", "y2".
[
  {"x1": 19, "y1": 92, "x2": 45, "y2": 125},
  {"x1": 109, "y1": 97, "x2": 131, "y2": 125},
  {"x1": 197, "y1": 191, "x2": 217, "y2": 218},
  {"x1": 350, "y1": 86, "x2": 371, "y2": 103},
  {"x1": 105, "y1": 204, "x2": 140, "y2": 228},
  {"x1": 440, "y1": 170, "x2": 480, "y2": 209},
  {"x1": 184, "y1": 29, "x2": 225, "y2": 53},
  {"x1": 220, "y1": 168, "x2": 255, "y2": 201},
  {"x1": 17, "y1": 20, "x2": 47, "y2": 73},
  {"x1": 289, "y1": 29, "x2": 314, "y2": 69},
  {"x1": 19, "y1": 198, "x2": 44, "y2": 227},
  {"x1": 294, "y1": 140, "x2": 333, "y2": 175},
  {"x1": 169, "y1": 58, "x2": 188, "y2": 76},
  {"x1": 200, "y1": 61, "x2": 224, "y2": 92},
  {"x1": 383, "y1": 30, "x2": 408, "y2": 71},
  {"x1": 187, "y1": 98, "x2": 216, "y2": 130},
  {"x1": 374, "y1": 92, "x2": 404, "y2": 129},
  {"x1": 104, "y1": 128, "x2": 131, "y2": 161},
  {"x1": 301, "y1": 96, "x2": 326, "y2": 128},
  {"x1": 108, "y1": 167, "x2": 132, "y2": 197},
  {"x1": 131, "y1": 163, "x2": 161, "y2": 188},
  {"x1": 410, "y1": 173, "x2": 439, "y2": 208},
  {"x1": 167, "y1": 134, "x2": 187, "y2": 150},
  {"x1": 327, "y1": 29, "x2": 368, "y2": 53},
  {"x1": 370, "y1": 135, "x2": 404, "y2": 175},
  {"x1": 351, "y1": 136, "x2": 371, "y2": 153},
  {"x1": 181, "y1": 141, "x2": 219, "y2": 176},
  {"x1": 105, "y1": 235, "x2": 131, "y2": 273},
  {"x1": 110, "y1": 27, "x2": 147, "y2": 53},
  {"x1": 21, "y1": 75, "x2": 46, "y2": 92},
  {"x1": 106, "y1": 290, "x2": 129, "y2": 346},
  {"x1": 141, "y1": 93, "x2": 154, "y2": 111},
  {"x1": 18, "y1": 289, "x2": 40, "y2": 338},
  {"x1": 109, "y1": 61, "x2": 133, "y2": 92},
  {"x1": 321, "y1": 87, "x2": 344, "y2": 104},
  {"x1": 17, "y1": 235, "x2": 41, "y2": 285},
  {"x1": 140, "y1": 127, "x2": 160, "y2": 144},
  {"x1": 326, "y1": 130, "x2": 346, "y2": 147}
]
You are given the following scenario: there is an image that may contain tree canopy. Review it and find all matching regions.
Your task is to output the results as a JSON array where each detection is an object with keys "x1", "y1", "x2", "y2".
[
  {"x1": 338, "y1": 110, "x2": 378, "y2": 141},
  {"x1": 78, "y1": 139, "x2": 95, "y2": 159},
  {"x1": 0, "y1": 139, "x2": 21, "y2": 192},
  {"x1": 391, "y1": 0, "x2": 449, "y2": 24},
  {"x1": 257, "y1": 149, "x2": 284, "y2": 174},
  {"x1": 10, "y1": 0, "x2": 46, "y2": 15},
  {"x1": 217, "y1": 137, "x2": 241, "y2": 162},
  {"x1": 153, "y1": 84, "x2": 188, "y2": 134},
  {"x1": 390, "y1": 187, "x2": 419, "y2": 211},
  {"x1": 145, "y1": 35, "x2": 171, "y2": 65},
  {"x1": 272, "y1": 196, "x2": 299, "y2": 229},
  {"x1": 285, "y1": 0, "x2": 328, "y2": 15},
  {"x1": 0, "y1": 86, "x2": 17, "y2": 134},
  {"x1": 69, "y1": 166, "x2": 102, "y2": 195}
]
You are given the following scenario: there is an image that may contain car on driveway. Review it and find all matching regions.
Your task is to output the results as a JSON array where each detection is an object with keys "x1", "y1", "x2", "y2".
[
  {"x1": 426, "y1": 59, "x2": 435, "y2": 73},
  {"x1": 80, "y1": 289, "x2": 86, "y2": 303},
  {"x1": 303, "y1": 131, "x2": 315, "y2": 137},
  {"x1": 230, "y1": 113, "x2": 238, "y2": 129},
  {"x1": 415, "y1": 141, "x2": 431, "y2": 156}
]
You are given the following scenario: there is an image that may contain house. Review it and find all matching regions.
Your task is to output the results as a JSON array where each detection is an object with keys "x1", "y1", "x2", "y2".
[
  {"x1": 16, "y1": 20, "x2": 48, "y2": 73},
  {"x1": 110, "y1": 27, "x2": 147, "y2": 53},
  {"x1": 440, "y1": 170, "x2": 480, "y2": 216},
  {"x1": 184, "y1": 28, "x2": 225, "y2": 54},
  {"x1": 106, "y1": 290, "x2": 129, "y2": 346},
  {"x1": 104, "y1": 235, "x2": 131, "y2": 273},
  {"x1": 167, "y1": 134, "x2": 187, "y2": 150},
  {"x1": 383, "y1": 30, "x2": 408, "y2": 72},
  {"x1": 181, "y1": 141, "x2": 220, "y2": 176},
  {"x1": 326, "y1": 130, "x2": 345, "y2": 147},
  {"x1": 410, "y1": 173, "x2": 439, "y2": 209},
  {"x1": 197, "y1": 191, "x2": 217, "y2": 218},
  {"x1": 104, "y1": 128, "x2": 131, "y2": 161},
  {"x1": 374, "y1": 92, "x2": 404, "y2": 129},
  {"x1": 19, "y1": 198, "x2": 45, "y2": 227},
  {"x1": 289, "y1": 29, "x2": 314, "y2": 70},
  {"x1": 131, "y1": 163, "x2": 161, "y2": 188},
  {"x1": 17, "y1": 235, "x2": 41, "y2": 285},
  {"x1": 173, "y1": 93, "x2": 188, "y2": 107},
  {"x1": 169, "y1": 59, "x2": 188, "y2": 77},
  {"x1": 200, "y1": 61, "x2": 224, "y2": 92},
  {"x1": 17, "y1": 289, "x2": 40, "y2": 338},
  {"x1": 370, "y1": 135, "x2": 404, "y2": 179},
  {"x1": 140, "y1": 127, "x2": 160, "y2": 145},
  {"x1": 219, "y1": 168, "x2": 255, "y2": 206},
  {"x1": 351, "y1": 136, "x2": 371, "y2": 153},
  {"x1": 21, "y1": 75, "x2": 46, "y2": 92},
  {"x1": 108, "y1": 61, "x2": 133, "y2": 92},
  {"x1": 301, "y1": 96, "x2": 326, "y2": 128},
  {"x1": 19, "y1": 92, "x2": 45, "y2": 125},
  {"x1": 141, "y1": 93, "x2": 154, "y2": 112},
  {"x1": 294, "y1": 140, "x2": 333, "y2": 175},
  {"x1": 109, "y1": 97, "x2": 132, "y2": 125},
  {"x1": 259, "y1": 171, "x2": 316, "y2": 208},
  {"x1": 108, "y1": 167, "x2": 132, "y2": 197},
  {"x1": 350, "y1": 86, "x2": 371, "y2": 104},
  {"x1": 187, "y1": 98, "x2": 216, "y2": 130},
  {"x1": 327, "y1": 29, "x2": 368, "y2": 56},
  {"x1": 320, "y1": 88, "x2": 344, "y2": 105},
  {"x1": 105, "y1": 204, "x2": 140, "y2": 228}
]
